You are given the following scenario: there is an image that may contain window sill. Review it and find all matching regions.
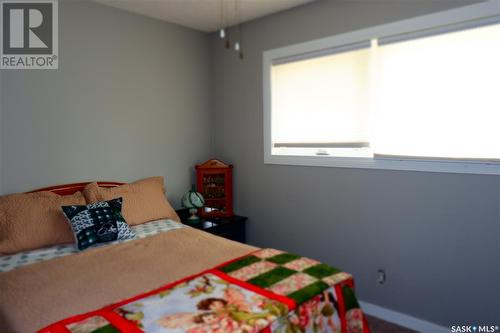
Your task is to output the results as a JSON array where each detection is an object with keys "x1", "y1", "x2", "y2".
[{"x1": 264, "y1": 154, "x2": 500, "y2": 175}]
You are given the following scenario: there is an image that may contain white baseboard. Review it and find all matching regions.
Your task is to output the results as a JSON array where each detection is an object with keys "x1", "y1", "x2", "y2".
[{"x1": 359, "y1": 301, "x2": 449, "y2": 333}]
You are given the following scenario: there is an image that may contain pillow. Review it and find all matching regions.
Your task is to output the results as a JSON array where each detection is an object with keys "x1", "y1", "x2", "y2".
[
  {"x1": 82, "y1": 177, "x2": 180, "y2": 225},
  {"x1": 0, "y1": 191, "x2": 85, "y2": 254},
  {"x1": 61, "y1": 197, "x2": 136, "y2": 251}
]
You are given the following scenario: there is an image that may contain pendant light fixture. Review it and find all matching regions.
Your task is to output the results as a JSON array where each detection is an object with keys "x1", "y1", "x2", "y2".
[
  {"x1": 233, "y1": 0, "x2": 243, "y2": 59},
  {"x1": 218, "y1": 0, "x2": 243, "y2": 59},
  {"x1": 219, "y1": 0, "x2": 229, "y2": 48},
  {"x1": 219, "y1": 0, "x2": 225, "y2": 39}
]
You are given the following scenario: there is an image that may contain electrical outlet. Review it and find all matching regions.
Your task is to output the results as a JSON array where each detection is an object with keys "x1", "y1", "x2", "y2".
[{"x1": 377, "y1": 269, "x2": 386, "y2": 284}]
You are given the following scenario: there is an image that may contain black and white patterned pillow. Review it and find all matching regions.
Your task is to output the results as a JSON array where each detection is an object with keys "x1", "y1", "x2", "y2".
[{"x1": 61, "y1": 197, "x2": 136, "y2": 251}]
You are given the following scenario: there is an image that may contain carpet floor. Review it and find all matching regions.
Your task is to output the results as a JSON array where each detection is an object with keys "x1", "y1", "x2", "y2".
[{"x1": 366, "y1": 315, "x2": 419, "y2": 333}]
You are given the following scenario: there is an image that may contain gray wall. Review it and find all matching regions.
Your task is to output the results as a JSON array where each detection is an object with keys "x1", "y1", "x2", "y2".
[
  {"x1": 212, "y1": 0, "x2": 500, "y2": 327},
  {"x1": 0, "y1": 0, "x2": 213, "y2": 205}
]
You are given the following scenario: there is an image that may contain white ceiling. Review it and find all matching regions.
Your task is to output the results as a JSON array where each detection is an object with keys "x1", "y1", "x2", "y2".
[{"x1": 93, "y1": 0, "x2": 317, "y2": 32}]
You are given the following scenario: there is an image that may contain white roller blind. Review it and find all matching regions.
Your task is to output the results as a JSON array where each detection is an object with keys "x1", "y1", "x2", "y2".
[
  {"x1": 271, "y1": 45, "x2": 371, "y2": 146},
  {"x1": 372, "y1": 23, "x2": 500, "y2": 160}
]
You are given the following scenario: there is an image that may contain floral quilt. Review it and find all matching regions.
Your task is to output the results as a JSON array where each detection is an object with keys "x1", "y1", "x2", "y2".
[{"x1": 39, "y1": 249, "x2": 371, "y2": 333}]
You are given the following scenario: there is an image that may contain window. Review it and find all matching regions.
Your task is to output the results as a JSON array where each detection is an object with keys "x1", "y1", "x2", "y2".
[
  {"x1": 271, "y1": 43, "x2": 372, "y2": 158},
  {"x1": 374, "y1": 23, "x2": 500, "y2": 161},
  {"x1": 263, "y1": 1, "x2": 500, "y2": 175}
]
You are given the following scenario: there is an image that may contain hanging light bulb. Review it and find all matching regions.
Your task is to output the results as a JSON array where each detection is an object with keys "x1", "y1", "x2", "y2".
[
  {"x1": 234, "y1": 41, "x2": 240, "y2": 51},
  {"x1": 219, "y1": 28, "x2": 225, "y2": 39}
]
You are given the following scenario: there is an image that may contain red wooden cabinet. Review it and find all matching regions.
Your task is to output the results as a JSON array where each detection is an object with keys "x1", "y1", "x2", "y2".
[{"x1": 196, "y1": 159, "x2": 233, "y2": 217}]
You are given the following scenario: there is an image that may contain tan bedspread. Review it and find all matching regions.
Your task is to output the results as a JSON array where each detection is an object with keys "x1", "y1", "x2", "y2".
[{"x1": 0, "y1": 227, "x2": 257, "y2": 333}]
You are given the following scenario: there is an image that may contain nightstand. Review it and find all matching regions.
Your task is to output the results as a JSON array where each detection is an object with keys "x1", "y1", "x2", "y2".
[{"x1": 176, "y1": 209, "x2": 247, "y2": 243}]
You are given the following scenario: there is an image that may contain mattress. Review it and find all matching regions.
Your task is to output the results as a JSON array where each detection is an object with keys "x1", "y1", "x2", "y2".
[
  {"x1": 0, "y1": 219, "x2": 185, "y2": 273},
  {"x1": 0, "y1": 221, "x2": 369, "y2": 333}
]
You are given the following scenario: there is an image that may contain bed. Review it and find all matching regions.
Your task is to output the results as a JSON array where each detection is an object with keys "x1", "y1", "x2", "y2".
[{"x1": 0, "y1": 181, "x2": 370, "y2": 333}]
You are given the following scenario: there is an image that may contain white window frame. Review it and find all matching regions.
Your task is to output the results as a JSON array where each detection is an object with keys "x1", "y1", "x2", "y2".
[{"x1": 263, "y1": 0, "x2": 500, "y2": 175}]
